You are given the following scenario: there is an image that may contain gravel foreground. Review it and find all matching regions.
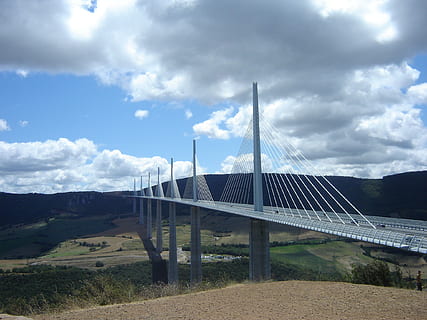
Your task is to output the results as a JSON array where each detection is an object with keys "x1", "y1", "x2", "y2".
[{"x1": 34, "y1": 281, "x2": 426, "y2": 320}]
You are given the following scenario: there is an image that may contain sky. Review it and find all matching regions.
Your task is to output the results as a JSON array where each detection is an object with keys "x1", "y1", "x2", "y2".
[{"x1": 0, "y1": 0, "x2": 427, "y2": 194}]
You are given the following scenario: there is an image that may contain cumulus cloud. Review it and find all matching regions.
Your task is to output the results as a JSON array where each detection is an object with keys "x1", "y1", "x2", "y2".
[
  {"x1": 193, "y1": 107, "x2": 234, "y2": 139},
  {"x1": 134, "y1": 109, "x2": 149, "y2": 119},
  {"x1": 1, "y1": 0, "x2": 426, "y2": 103},
  {"x1": 408, "y1": 83, "x2": 427, "y2": 105},
  {"x1": 0, "y1": 138, "x2": 97, "y2": 173},
  {"x1": 203, "y1": 62, "x2": 427, "y2": 178},
  {"x1": 219, "y1": 153, "x2": 273, "y2": 174},
  {"x1": 1, "y1": 0, "x2": 427, "y2": 179},
  {"x1": 0, "y1": 119, "x2": 10, "y2": 131},
  {"x1": 0, "y1": 138, "x2": 192, "y2": 193}
]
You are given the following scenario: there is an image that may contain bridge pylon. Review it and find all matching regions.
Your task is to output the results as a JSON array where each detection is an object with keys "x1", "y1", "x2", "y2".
[{"x1": 250, "y1": 82, "x2": 271, "y2": 281}]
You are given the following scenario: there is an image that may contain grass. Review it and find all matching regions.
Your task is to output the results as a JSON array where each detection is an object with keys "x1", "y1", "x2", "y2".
[
  {"x1": 122, "y1": 239, "x2": 144, "y2": 250},
  {"x1": 1, "y1": 211, "x2": 425, "y2": 277},
  {"x1": 41, "y1": 242, "x2": 94, "y2": 258},
  {"x1": 270, "y1": 241, "x2": 373, "y2": 275},
  {"x1": 271, "y1": 244, "x2": 337, "y2": 273}
]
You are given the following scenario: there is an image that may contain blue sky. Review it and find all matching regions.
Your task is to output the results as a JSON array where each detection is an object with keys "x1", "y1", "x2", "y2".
[
  {"x1": 1, "y1": 0, "x2": 427, "y2": 193},
  {"x1": 0, "y1": 73, "x2": 219, "y2": 159}
]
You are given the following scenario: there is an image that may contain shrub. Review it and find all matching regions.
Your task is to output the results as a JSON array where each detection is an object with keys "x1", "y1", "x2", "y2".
[
  {"x1": 350, "y1": 260, "x2": 392, "y2": 286},
  {"x1": 95, "y1": 261, "x2": 104, "y2": 268}
]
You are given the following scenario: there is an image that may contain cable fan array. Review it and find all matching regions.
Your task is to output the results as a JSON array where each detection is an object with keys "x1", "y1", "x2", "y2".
[
  {"x1": 183, "y1": 156, "x2": 215, "y2": 204},
  {"x1": 220, "y1": 114, "x2": 375, "y2": 228}
]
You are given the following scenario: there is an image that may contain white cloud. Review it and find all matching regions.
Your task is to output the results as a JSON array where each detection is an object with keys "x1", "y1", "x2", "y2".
[
  {"x1": 0, "y1": 138, "x2": 192, "y2": 193},
  {"x1": 408, "y1": 83, "x2": 427, "y2": 105},
  {"x1": 192, "y1": 107, "x2": 234, "y2": 139},
  {"x1": 199, "y1": 62, "x2": 427, "y2": 178},
  {"x1": 219, "y1": 153, "x2": 273, "y2": 174},
  {"x1": 219, "y1": 155, "x2": 236, "y2": 174},
  {"x1": 1, "y1": 0, "x2": 426, "y2": 103},
  {"x1": 0, "y1": 138, "x2": 97, "y2": 173},
  {"x1": 16, "y1": 69, "x2": 28, "y2": 77},
  {"x1": 0, "y1": 119, "x2": 10, "y2": 131},
  {"x1": 1, "y1": 0, "x2": 427, "y2": 180},
  {"x1": 185, "y1": 109, "x2": 193, "y2": 119},
  {"x1": 134, "y1": 109, "x2": 149, "y2": 119},
  {"x1": 18, "y1": 120, "x2": 29, "y2": 127},
  {"x1": 312, "y1": 0, "x2": 397, "y2": 42}
]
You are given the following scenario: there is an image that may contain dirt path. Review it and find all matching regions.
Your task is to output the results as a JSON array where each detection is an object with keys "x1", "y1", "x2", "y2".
[{"x1": 34, "y1": 281, "x2": 427, "y2": 320}]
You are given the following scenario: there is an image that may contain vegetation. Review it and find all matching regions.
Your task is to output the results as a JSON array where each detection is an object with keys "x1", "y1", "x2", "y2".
[
  {"x1": 1, "y1": 171, "x2": 427, "y2": 315},
  {"x1": 350, "y1": 260, "x2": 408, "y2": 288},
  {"x1": 0, "y1": 257, "x2": 343, "y2": 316},
  {"x1": 0, "y1": 241, "x2": 422, "y2": 316},
  {"x1": 182, "y1": 243, "x2": 249, "y2": 256}
]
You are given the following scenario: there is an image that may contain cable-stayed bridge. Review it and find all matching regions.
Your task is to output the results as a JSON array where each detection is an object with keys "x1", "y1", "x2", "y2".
[{"x1": 132, "y1": 83, "x2": 427, "y2": 284}]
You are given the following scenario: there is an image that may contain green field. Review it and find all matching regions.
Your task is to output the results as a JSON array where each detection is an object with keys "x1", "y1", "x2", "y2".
[{"x1": 270, "y1": 241, "x2": 371, "y2": 275}]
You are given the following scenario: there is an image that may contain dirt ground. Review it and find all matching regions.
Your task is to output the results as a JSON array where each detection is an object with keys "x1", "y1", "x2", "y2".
[{"x1": 34, "y1": 281, "x2": 427, "y2": 320}]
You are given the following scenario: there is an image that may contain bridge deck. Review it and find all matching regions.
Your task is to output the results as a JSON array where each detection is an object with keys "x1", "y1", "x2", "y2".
[{"x1": 138, "y1": 196, "x2": 427, "y2": 254}]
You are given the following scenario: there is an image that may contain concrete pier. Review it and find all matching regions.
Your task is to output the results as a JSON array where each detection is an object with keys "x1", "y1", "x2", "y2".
[
  {"x1": 139, "y1": 198, "x2": 144, "y2": 225},
  {"x1": 156, "y1": 200, "x2": 163, "y2": 253},
  {"x1": 139, "y1": 176, "x2": 144, "y2": 225},
  {"x1": 249, "y1": 218, "x2": 270, "y2": 281},
  {"x1": 133, "y1": 179, "x2": 136, "y2": 214},
  {"x1": 190, "y1": 139, "x2": 202, "y2": 284},
  {"x1": 168, "y1": 202, "x2": 178, "y2": 284},
  {"x1": 168, "y1": 158, "x2": 178, "y2": 284},
  {"x1": 250, "y1": 82, "x2": 271, "y2": 281},
  {"x1": 190, "y1": 206, "x2": 202, "y2": 283},
  {"x1": 147, "y1": 199, "x2": 152, "y2": 239}
]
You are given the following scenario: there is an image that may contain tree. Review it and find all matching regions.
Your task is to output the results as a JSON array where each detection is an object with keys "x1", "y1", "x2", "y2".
[
  {"x1": 351, "y1": 260, "x2": 392, "y2": 286},
  {"x1": 95, "y1": 261, "x2": 105, "y2": 268}
]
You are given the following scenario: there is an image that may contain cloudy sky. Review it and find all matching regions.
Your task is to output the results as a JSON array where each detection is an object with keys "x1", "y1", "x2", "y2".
[{"x1": 1, "y1": 0, "x2": 427, "y2": 193}]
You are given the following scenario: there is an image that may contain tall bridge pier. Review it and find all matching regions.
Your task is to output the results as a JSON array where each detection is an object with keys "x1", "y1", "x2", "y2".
[
  {"x1": 135, "y1": 83, "x2": 272, "y2": 283},
  {"x1": 146, "y1": 173, "x2": 153, "y2": 239},
  {"x1": 250, "y1": 82, "x2": 271, "y2": 281},
  {"x1": 139, "y1": 176, "x2": 144, "y2": 225},
  {"x1": 190, "y1": 139, "x2": 202, "y2": 284},
  {"x1": 168, "y1": 158, "x2": 179, "y2": 284},
  {"x1": 156, "y1": 167, "x2": 164, "y2": 254}
]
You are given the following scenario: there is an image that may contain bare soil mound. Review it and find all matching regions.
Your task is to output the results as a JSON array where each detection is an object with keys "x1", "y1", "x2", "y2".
[{"x1": 35, "y1": 281, "x2": 427, "y2": 320}]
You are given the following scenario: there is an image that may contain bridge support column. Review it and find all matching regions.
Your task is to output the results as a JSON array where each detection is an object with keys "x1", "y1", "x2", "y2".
[
  {"x1": 249, "y1": 218, "x2": 270, "y2": 281},
  {"x1": 156, "y1": 200, "x2": 163, "y2": 253},
  {"x1": 139, "y1": 198, "x2": 144, "y2": 225},
  {"x1": 147, "y1": 199, "x2": 152, "y2": 239},
  {"x1": 190, "y1": 206, "x2": 202, "y2": 284},
  {"x1": 133, "y1": 179, "x2": 136, "y2": 214},
  {"x1": 168, "y1": 202, "x2": 178, "y2": 284}
]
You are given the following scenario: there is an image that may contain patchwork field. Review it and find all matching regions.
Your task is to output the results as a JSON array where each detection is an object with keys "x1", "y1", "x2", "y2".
[{"x1": 1, "y1": 211, "x2": 426, "y2": 277}]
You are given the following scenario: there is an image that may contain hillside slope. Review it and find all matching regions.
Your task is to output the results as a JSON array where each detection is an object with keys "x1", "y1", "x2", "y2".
[
  {"x1": 34, "y1": 281, "x2": 427, "y2": 320},
  {"x1": 201, "y1": 171, "x2": 427, "y2": 219},
  {"x1": 1, "y1": 170, "x2": 427, "y2": 229}
]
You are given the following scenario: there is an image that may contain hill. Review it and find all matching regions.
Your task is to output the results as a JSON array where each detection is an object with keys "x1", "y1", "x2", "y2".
[
  {"x1": 1, "y1": 170, "x2": 426, "y2": 262},
  {"x1": 0, "y1": 191, "x2": 131, "y2": 227},
  {"x1": 1, "y1": 171, "x2": 427, "y2": 229},
  {"x1": 33, "y1": 281, "x2": 427, "y2": 320},
  {"x1": 201, "y1": 170, "x2": 427, "y2": 219}
]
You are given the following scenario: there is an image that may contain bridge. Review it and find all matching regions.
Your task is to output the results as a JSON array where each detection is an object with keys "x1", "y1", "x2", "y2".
[{"x1": 131, "y1": 83, "x2": 427, "y2": 284}]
